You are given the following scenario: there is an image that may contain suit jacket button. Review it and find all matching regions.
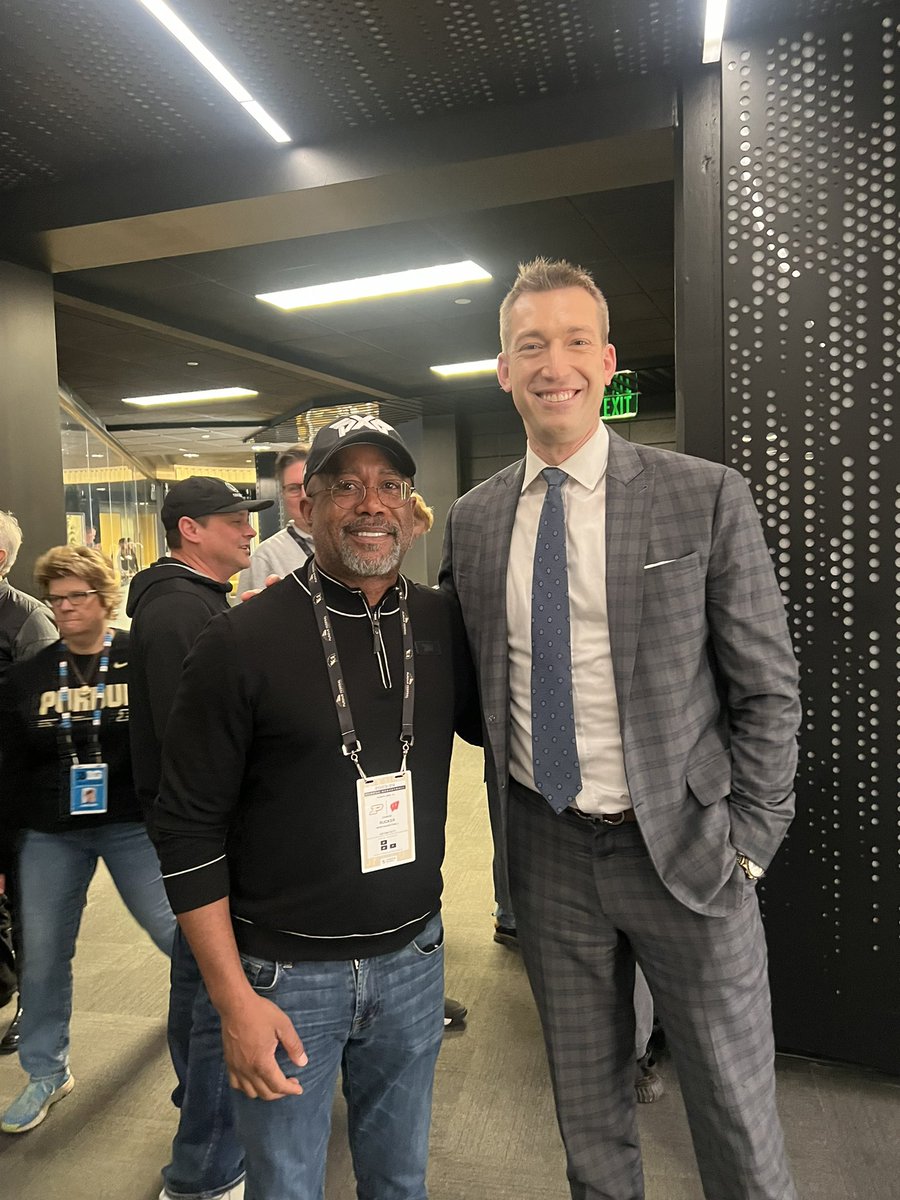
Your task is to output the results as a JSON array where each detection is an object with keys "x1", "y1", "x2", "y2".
[{"x1": 487, "y1": 713, "x2": 497, "y2": 723}]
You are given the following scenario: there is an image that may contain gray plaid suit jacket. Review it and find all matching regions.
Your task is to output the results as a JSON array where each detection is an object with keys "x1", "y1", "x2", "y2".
[{"x1": 439, "y1": 428, "x2": 801, "y2": 919}]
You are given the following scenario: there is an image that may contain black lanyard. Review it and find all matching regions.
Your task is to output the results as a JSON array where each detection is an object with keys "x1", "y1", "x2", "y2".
[
  {"x1": 307, "y1": 561, "x2": 415, "y2": 779},
  {"x1": 57, "y1": 629, "x2": 113, "y2": 765},
  {"x1": 287, "y1": 524, "x2": 311, "y2": 551}
]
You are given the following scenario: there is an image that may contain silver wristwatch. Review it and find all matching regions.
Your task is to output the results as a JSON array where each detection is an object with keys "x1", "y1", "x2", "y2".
[{"x1": 736, "y1": 854, "x2": 765, "y2": 881}]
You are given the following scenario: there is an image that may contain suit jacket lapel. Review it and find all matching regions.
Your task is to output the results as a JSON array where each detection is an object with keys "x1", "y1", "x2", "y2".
[{"x1": 605, "y1": 430, "x2": 654, "y2": 721}]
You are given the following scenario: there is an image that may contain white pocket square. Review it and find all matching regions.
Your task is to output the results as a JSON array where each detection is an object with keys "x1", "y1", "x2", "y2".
[{"x1": 644, "y1": 557, "x2": 687, "y2": 570}]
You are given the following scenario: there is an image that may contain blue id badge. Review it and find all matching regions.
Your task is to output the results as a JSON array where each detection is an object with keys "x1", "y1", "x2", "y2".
[{"x1": 69, "y1": 764, "x2": 109, "y2": 815}]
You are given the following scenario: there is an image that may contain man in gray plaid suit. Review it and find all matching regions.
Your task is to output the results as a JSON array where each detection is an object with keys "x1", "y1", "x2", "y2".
[{"x1": 439, "y1": 259, "x2": 801, "y2": 1199}]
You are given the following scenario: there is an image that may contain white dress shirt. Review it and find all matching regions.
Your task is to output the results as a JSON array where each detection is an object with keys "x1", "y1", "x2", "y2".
[{"x1": 506, "y1": 421, "x2": 631, "y2": 814}]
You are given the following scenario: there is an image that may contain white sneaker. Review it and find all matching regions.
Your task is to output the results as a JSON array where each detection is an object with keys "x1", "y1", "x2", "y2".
[{"x1": 159, "y1": 1182, "x2": 244, "y2": 1200}]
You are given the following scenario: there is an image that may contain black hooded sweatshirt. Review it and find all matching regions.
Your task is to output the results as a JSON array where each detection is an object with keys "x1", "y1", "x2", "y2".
[{"x1": 126, "y1": 558, "x2": 231, "y2": 815}]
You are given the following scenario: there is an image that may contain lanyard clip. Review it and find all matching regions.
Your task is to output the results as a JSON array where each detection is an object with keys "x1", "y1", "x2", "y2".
[{"x1": 343, "y1": 741, "x2": 368, "y2": 782}]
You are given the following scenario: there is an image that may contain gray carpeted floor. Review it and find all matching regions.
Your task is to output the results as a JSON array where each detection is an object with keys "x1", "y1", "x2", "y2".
[{"x1": 0, "y1": 738, "x2": 897, "y2": 1198}]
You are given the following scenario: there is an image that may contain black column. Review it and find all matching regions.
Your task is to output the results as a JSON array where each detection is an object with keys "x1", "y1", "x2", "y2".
[
  {"x1": 675, "y1": 66, "x2": 725, "y2": 463},
  {"x1": 0, "y1": 262, "x2": 65, "y2": 589}
]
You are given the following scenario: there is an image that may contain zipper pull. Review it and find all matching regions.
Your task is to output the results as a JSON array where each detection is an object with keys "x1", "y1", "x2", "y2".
[{"x1": 372, "y1": 611, "x2": 384, "y2": 658}]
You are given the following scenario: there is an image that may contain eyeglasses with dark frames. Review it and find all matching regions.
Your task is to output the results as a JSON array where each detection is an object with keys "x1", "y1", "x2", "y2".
[{"x1": 43, "y1": 590, "x2": 100, "y2": 608}]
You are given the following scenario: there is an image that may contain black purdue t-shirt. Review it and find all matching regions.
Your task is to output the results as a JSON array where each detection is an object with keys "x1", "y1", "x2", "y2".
[{"x1": 0, "y1": 630, "x2": 139, "y2": 850}]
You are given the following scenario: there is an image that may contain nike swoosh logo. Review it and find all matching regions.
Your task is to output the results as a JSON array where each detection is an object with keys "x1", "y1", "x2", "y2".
[{"x1": 113, "y1": 661, "x2": 128, "y2": 669}]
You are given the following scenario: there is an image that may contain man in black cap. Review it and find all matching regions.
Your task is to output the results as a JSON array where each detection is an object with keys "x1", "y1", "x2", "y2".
[
  {"x1": 152, "y1": 419, "x2": 479, "y2": 1200},
  {"x1": 128, "y1": 476, "x2": 272, "y2": 1200}
]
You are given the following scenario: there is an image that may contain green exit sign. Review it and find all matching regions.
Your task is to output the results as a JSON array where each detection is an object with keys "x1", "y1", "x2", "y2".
[{"x1": 602, "y1": 370, "x2": 639, "y2": 421}]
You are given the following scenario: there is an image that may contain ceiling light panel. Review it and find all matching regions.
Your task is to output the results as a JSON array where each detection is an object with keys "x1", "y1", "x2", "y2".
[
  {"x1": 257, "y1": 261, "x2": 492, "y2": 310},
  {"x1": 138, "y1": 0, "x2": 291, "y2": 143},
  {"x1": 430, "y1": 359, "x2": 498, "y2": 377},
  {"x1": 122, "y1": 387, "x2": 259, "y2": 408},
  {"x1": 701, "y1": 0, "x2": 728, "y2": 64}
]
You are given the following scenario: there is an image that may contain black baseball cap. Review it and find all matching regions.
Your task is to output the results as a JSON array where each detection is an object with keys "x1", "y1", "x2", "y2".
[
  {"x1": 304, "y1": 416, "x2": 416, "y2": 483},
  {"x1": 161, "y1": 476, "x2": 274, "y2": 530}
]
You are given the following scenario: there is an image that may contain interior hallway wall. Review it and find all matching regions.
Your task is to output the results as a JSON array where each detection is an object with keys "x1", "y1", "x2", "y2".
[
  {"x1": 0, "y1": 262, "x2": 66, "y2": 587},
  {"x1": 718, "y1": 7, "x2": 900, "y2": 1071},
  {"x1": 396, "y1": 414, "x2": 459, "y2": 585}
]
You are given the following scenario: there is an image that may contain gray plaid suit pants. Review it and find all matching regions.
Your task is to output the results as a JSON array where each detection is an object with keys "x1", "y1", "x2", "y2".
[{"x1": 507, "y1": 781, "x2": 797, "y2": 1200}]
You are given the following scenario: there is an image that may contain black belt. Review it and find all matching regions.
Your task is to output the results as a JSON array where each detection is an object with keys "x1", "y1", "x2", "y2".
[
  {"x1": 566, "y1": 805, "x2": 637, "y2": 826},
  {"x1": 510, "y1": 778, "x2": 636, "y2": 826}
]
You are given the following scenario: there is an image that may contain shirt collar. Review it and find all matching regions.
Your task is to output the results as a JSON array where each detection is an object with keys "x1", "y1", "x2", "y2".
[
  {"x1": 297, "y1": 559, "x2": 403, "y2": 616},
  {"x1": 521, "y1": 420, "x2": 610, "y2": 493}
]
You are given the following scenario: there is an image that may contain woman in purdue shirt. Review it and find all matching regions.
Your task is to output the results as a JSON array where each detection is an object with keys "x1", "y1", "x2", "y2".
[{"x1": 0, "y1": 546, "x2": 174, "y2": 1134}]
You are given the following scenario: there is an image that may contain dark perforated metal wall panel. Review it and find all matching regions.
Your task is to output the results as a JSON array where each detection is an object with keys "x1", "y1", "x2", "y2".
[{"x1": 722, "y1": 8, "x2": 900, "y2": 1071}]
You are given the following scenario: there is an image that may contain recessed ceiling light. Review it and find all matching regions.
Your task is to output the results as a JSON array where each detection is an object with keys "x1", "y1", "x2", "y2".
[
  {"x1": 201, "y1": 434, "x2": 211, "y2": 439},
  {"x1": 701, "y1": 0, "x2": 727, "y2": 63},
  {"x1": 454, "y1": 298, "x2": 472, "y2": 305},
  {"x1": 257, "y1": 260, "x2": 492, "y2": 310},
  {"x1": 90, "y1": 453, "x2": 105, "y2": 458},
  {"x1": 430, "y1": 359, "x2": 497, "y2": 377},
  {"x1": 121, "y1": 387, "x2": 259, "y2": 407},
  {"x1": 186, "y1": 360, "x2": 199, "y2": 367},
  {"x1": 138, "y1": 0, "x2": 292, "y2": 143},
  {"x1": 182, "y1": 452, "x2": 200, "y2": 458}
]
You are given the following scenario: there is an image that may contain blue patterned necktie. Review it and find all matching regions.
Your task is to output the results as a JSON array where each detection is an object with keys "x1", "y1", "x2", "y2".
[{"x1": 531, "y1": 467, "x2": 582, "y2": 813}]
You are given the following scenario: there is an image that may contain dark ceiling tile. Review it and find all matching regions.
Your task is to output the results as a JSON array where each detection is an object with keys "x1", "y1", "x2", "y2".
[
  {"x1": 604, "y1": 292, "x2": 663, "y2": 323},
  {"x1": 569, "y1": 182, "x2": 674, "y2": 253},
  {"x1": 614, "y1": 338, "x2": 676, "y2": 364},
  {"x1": 649, "y1": 289, "x2": 675, "y2": 318},
  {"x1": 60, "y1": 260, "x2": 202, "y2": 294},
  {"x1": 625, "y1": 255, "x2": 674, "y2": 292},
  {"x1": 589, "y1": 258, "x2": 649, "y2": 298},
  {"x1": 611, "y1": 317, "x2": 674, "y2": 344}
]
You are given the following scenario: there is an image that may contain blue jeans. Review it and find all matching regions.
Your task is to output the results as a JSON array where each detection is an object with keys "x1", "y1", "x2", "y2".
[
  {"x1": 163, "y1": 928, "x2": 245, "y2": 1199},
  {"x1": 194, "y1": 913, "x2": 445, "y2": 1200},
  {"x1": 17, "y1": 823, "x2": 176, "y2": 1083}
]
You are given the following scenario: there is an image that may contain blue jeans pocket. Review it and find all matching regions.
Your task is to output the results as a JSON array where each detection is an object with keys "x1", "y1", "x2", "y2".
[
  {"x1": 239, "y1": 953, "x2": 280, "y2": 991},
  {"x1": 410, "y1": 915, "x2": 444, "y2": 957}
]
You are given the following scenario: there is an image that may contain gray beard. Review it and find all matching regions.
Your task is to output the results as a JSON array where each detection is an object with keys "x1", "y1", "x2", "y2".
[{"x1": 339, "y1": 535, "x2": 403, "y2": 578}]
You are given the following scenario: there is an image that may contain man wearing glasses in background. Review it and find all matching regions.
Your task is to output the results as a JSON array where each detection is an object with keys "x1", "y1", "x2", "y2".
[
  {"x1": 237, "y1": 445, "x2": 313, "y2": 594},
  {"x1": 152, "y1": 417, "x2": 479, "y2": 1200}
]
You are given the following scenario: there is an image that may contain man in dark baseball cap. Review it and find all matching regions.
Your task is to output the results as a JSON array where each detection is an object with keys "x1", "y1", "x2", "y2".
[
  {"x1": 161, "y1": 476, "x2": 273, "y2": 529},
  {"x1": 304, "y1": 415, "x2": 416, "y2": 484},
  {"x1": 127, "y1": 473, "x2": 273, "y2": 1200}
]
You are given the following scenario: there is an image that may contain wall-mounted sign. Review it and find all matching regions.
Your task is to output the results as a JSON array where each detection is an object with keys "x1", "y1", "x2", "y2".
[{"x1": 602, "y1": 370, "x2": 639, "y2": 421}]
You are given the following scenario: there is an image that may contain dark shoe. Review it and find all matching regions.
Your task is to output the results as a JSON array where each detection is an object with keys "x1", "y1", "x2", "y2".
[
  {"x1": 443, "y1": 997, "x2": 467, "y2": 1030},
  {"x1": 493, "y1": 923, "x2": 518, "y2": 948},
  {"x1": 647, "y1": 1019, "x2": 667, "y2": 1062},
  {"x1": 0, "y1": 1006, "x2": 21, "y2": 1055}
]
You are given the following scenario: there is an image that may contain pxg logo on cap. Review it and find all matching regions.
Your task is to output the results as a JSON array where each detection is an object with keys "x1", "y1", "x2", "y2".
[{"x1": 332, "y1": 415, "x2": 395, "y2": 439}]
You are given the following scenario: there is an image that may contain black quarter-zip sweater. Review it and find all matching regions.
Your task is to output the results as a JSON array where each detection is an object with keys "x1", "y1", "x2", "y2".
[{"x1": 152, "y1": 559, "x2": 481, "y2": 962}]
